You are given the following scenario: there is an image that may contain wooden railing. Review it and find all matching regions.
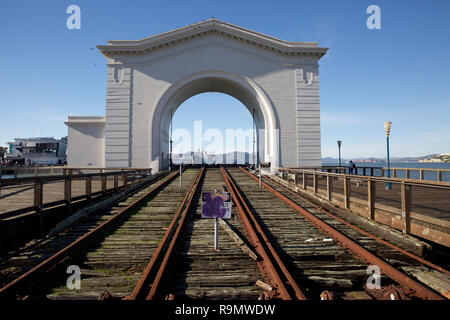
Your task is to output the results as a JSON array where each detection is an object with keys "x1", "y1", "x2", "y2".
[
  {"x1": 0, "y1": 168, "x2": 153, "y2": 221},
  {"x1": 276, "y1": 168, "x2": 450, "y2": 247},
  {"x1": 382, "y1": 167, "x2": 450, "y2": 182},
  {"x1": 0, "y1": 166, "x2": 152, "y2": 179},
  {"x1": 289, "y1": 166, "x2": 450, "y2": 183},
  {"x1": 286, "y1": 166, "x2": 382, "y2": 176}
]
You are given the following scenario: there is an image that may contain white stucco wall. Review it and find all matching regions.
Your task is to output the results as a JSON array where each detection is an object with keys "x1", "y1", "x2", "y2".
[{"x1": 65, "y1": 117, "x2": 105, "y2": 167}]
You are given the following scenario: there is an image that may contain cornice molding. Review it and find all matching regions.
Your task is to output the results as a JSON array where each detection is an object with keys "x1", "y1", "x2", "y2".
[
  {"x1": 65, "y1": 116, "x2": 106, "y2": 125},
  {"x1": 97, "y1": 19, "x2": 328, "y2": 59}
]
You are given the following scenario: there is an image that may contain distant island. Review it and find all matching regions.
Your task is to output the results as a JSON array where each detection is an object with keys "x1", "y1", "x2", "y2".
[
  {"x1": 322, "y1": 153, "x2": 450, "y2": 164},
  {"x1": 418, "y1": 153, "x2": 450, "y2": 163}
]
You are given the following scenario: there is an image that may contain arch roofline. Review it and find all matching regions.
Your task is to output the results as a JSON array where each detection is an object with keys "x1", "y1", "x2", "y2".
[{"x1": 97, "y1": 19, "x2": 328, "y2": 59}]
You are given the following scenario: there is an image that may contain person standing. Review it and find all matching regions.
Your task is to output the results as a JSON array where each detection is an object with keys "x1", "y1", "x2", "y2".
[{"x1": 349, "y1": 160, "x2": 356, "y2": 174}]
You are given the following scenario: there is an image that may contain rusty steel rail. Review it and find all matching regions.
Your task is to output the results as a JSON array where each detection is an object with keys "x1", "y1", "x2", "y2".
[
  {"x1": 263, "y1": 172, "x2": 450, "y2": 277},
  {"x1": 240, "y1": 167, "x2": 445, "y2": 300},
  {"x1": 0, "y1": 170, "x2": 180, "y2": 299},
  {"x1": 127, "y1": 167, "x2": 205, "y2": 300},
  {"x1": 220, "y1": 167, "x2": 307, "y2": 300}
]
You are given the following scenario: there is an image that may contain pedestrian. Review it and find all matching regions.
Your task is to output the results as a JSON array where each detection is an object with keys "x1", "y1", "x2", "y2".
[{"x1": 349, "y1": 160, "x2": 356, "y2": 174}]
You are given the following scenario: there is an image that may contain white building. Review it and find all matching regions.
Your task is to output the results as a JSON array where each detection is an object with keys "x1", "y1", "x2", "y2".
[
  {"x1": 6, "y1": 137, "x2": 67, "y2": 165},
  {"x1": 66, "y1": 19, "x2": 327, "y2": 171}
]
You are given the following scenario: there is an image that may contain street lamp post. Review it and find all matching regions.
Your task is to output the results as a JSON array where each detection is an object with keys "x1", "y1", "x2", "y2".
[
  {"x1": 337, "y1": 140, "x2": 342, "y2": 167},
  {"x1": 384, "y1": 121, "x2": 392, "y2": 190}
]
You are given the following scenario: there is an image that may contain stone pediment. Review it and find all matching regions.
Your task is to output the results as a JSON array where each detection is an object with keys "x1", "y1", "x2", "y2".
[{"x1": 97, "y1": 18, "x2": 328, "y2": 58}]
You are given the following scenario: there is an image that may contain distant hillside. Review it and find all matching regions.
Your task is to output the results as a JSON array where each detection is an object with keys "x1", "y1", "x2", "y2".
[
  {"x1": 419, "y1": 153, "x2": 450, "y2": 163},
  {"x1": 322, "y1": 154, "x2": 441, "y2": 164}
]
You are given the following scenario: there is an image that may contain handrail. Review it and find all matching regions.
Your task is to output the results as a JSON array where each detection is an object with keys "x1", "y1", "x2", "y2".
[
  {"x1": 0, "y1": 169, "x2": 152, "y2": 185},
  {"x1": 281, "y1": 168, "x2": 450, "y2": 188},
  {"x1": 382, "y1": 167, "x2": 450, "y2": 172},
  {"x1": 287, "y1": 165, "x2": 450, "y2": 183},
  {"x1": 1, "y1": 166, "x2": 151, "y2": 170},
  {"x1": 0, "y1": 168, "x2": 153, "y2": 222}
]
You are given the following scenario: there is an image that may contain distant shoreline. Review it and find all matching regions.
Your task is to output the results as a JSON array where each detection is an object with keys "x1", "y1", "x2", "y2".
[{"x1": 322, "y1": 162, "x2": 450, "y2": 170}]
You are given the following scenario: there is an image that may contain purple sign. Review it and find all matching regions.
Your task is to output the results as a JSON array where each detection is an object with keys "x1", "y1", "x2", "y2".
[{"x1": 201, "y1": 192, "x2": 232, "y2": 219}]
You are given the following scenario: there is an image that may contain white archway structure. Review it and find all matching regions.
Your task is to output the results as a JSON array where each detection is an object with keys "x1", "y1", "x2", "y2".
[{"x1": 66, "y1": 19, "x2": 328, "y2": 172}]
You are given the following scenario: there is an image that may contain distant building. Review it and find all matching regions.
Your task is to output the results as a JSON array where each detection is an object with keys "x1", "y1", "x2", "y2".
[{"x1": 6, "y1": 137, "x2": 67, "y2": 165}]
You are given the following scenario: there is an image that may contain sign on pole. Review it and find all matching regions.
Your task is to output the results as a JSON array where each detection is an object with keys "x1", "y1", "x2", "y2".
[
  {"x1": 201, "y1": 192, "x2": 231, "y2": 219},
  {"x1": 202, "y1": 191, "x2": 231, "y2": 252}
]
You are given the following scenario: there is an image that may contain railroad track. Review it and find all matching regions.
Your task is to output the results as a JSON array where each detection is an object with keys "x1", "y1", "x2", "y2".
[
  {"x1": 125, "y1": 166, "x2": 447, "y2": 300},
  {"x1": 0, "y1": 168, "x2": 190, "y2": 299},
  {"x1": 128, "y1": 167, "x2": 263, "y2": 300},
  {"x1": 0, "y1": 166, "x2": 447, "y2": 300},
  {"x1": 227, "y1": 167, "x2": 448, "y2": 300}
]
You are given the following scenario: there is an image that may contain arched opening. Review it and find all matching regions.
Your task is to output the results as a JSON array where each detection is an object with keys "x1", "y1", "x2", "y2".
[
  {"x1": 167, "y1": 92, "x2": 257, "y2": 167},
  {"x1": 150, "y1": 71, "x2": 279, "y2": 172}
]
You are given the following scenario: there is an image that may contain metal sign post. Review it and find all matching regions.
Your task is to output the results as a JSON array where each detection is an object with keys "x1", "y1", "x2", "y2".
[
  {"x1": 179, "y1": 163, "x2": 182, "y2": 188},
  {"x1": 214, "y1": 217, "x2": 219, "y2": 251},
  {"x1": 201, "y1": 191, "x2": 232, "y2": 252},
  {"x1": 259, "y1": 163, "x2": 262, "y2": 188}
]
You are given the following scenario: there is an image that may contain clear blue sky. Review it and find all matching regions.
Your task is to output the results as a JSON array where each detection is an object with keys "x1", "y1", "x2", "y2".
[{"x1": 1, "y1": 0, "x2": 449, "y2": 159}]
